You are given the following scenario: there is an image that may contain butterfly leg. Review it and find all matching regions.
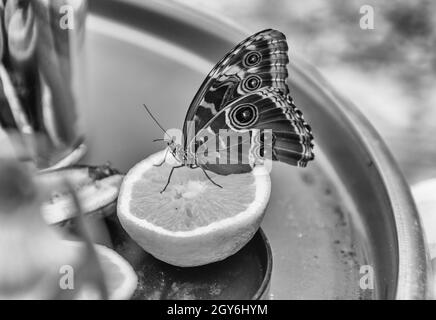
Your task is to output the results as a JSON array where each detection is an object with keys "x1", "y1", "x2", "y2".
[
  {"x1": 154, "y1": 148, "x2": 169, "y2": 167},
  {"x1": 160, "y1": 165, "x2": 184, "y2": 193},
  {"x1": 201, "y1": 168, "x2": 223, "y2": 189}
]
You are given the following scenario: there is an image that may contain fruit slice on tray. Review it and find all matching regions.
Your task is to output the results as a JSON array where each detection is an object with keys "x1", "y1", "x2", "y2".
[
  {"x1": 117, "y1": 149, "x2": 271, "y2": 267},
  {"x1": 37, "y1": 165, "x2": 124, "y2": 225},
  {"x1": 0, "y1": 159, "x2": 136, "y2": 299}
]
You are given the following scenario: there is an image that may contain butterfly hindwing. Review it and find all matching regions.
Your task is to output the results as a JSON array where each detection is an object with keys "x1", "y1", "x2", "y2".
[
  {"x1": 182, "y1": 29, "x2": 290, "y2": 145},
  {"x1": 190, "y1": 88, "x2": 314, "y2": 175}
]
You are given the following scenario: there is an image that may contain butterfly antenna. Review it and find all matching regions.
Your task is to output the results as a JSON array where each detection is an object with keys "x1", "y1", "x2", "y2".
[{"x1": 142, "y1": 104, "x2": 172, "y2": 141}]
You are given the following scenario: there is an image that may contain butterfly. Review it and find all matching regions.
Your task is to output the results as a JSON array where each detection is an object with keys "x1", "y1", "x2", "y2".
[{"x1": 145, "y1": 29, "x2": 314, "y2": 192}]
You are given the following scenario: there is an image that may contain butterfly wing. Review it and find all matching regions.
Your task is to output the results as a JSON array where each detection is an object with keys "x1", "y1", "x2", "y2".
[
  {"x1": 191, "y1": 88, "x2": 314, "y2": 175},
  {"x1": 182, "y1": 29, "x2": 289, "y2": 147}
]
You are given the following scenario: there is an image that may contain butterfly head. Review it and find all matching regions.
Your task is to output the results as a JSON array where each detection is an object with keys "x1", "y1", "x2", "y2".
[{"x1": 167, "y1": 139, "x2": 188, "y2": 164}]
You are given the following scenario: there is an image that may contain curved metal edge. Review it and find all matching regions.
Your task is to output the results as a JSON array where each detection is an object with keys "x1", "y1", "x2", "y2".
[
  {"x1": 88, "y1": 0, "x2": 431, "y2": 299},
  {"x1": 253, "y1": 228, "x2": 273, "y2": 300},
  {"x1": 291, "y1": 60, "x2": 431, "y2": 299}
]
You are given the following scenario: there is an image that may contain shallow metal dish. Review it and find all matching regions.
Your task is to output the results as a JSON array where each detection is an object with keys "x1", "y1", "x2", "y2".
[
  {"x1": 105, "y1": 215, "x2": 272, "y2": 300},
  {"x1": 83, "y1": 0, "x2": 430, "y2": 299}
]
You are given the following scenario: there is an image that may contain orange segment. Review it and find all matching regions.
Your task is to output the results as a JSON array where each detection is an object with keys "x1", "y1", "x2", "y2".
[{"x1": 117, "y1": 149, "x2": 271, "y2": 267}]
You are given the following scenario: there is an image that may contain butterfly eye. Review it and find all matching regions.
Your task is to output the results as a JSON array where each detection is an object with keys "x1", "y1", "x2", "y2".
[
  {"x1": 243, "y1": 51, "x2": 261, "y2": 67},
  {"x1": 229, "y1": 104, "x2": 258, "y2": 128},
  {"x1": 237, "y1": 108, "x2": 253, "y2": 123},
  {"x1": 242, "y1": 75, "x2": 262, "y2": 91}
]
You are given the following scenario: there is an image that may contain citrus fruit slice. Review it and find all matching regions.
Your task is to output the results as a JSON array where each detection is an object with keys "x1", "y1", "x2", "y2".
[
  {"x1": 117, "y1": 149, "x2": 271, "y2": 267},
  {"x1": 38, "y1": 165, "x2": 123, "y2": 225},
  {"x1": 64, "y1": 241, "x2": 137, "y2": 300}
]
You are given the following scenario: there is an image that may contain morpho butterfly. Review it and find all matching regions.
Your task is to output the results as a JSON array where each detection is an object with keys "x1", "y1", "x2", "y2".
[{"x1": 145, "y1": 29, "x2": 314, "y2": 192}]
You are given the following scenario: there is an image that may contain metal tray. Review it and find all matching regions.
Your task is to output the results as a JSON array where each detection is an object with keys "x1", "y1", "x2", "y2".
[
  {"x1": 104, "y1": 215, "x2": 272, "y2": 300},
  {"x1": 82, "y1": 0, "x2": 430, "y2": 299}
]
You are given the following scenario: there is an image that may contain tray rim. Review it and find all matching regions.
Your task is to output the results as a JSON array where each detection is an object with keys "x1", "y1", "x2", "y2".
[{"x1": 87, "y1": 0, "x2": 431, "y2": 299}]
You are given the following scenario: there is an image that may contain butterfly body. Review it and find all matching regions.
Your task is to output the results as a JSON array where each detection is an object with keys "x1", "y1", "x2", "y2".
[{"x1": 152, "y1": 29, "x2": 314, "y2": 191}]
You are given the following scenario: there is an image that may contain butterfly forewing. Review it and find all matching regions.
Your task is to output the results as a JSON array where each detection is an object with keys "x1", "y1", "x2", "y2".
[{"x1": 183, "y1": 29, "x2": 290, "y2": 147}]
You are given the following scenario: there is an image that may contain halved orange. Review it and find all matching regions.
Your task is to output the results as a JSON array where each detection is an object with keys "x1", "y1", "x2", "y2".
[{"x1": 117, "y1": 149, "x2": 271, "y2": 267}]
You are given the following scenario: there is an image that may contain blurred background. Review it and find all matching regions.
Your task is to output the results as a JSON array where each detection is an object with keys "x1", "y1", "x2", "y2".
[{"x1": 174, "y1": 0, "x2": 436, "y2": 185}]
